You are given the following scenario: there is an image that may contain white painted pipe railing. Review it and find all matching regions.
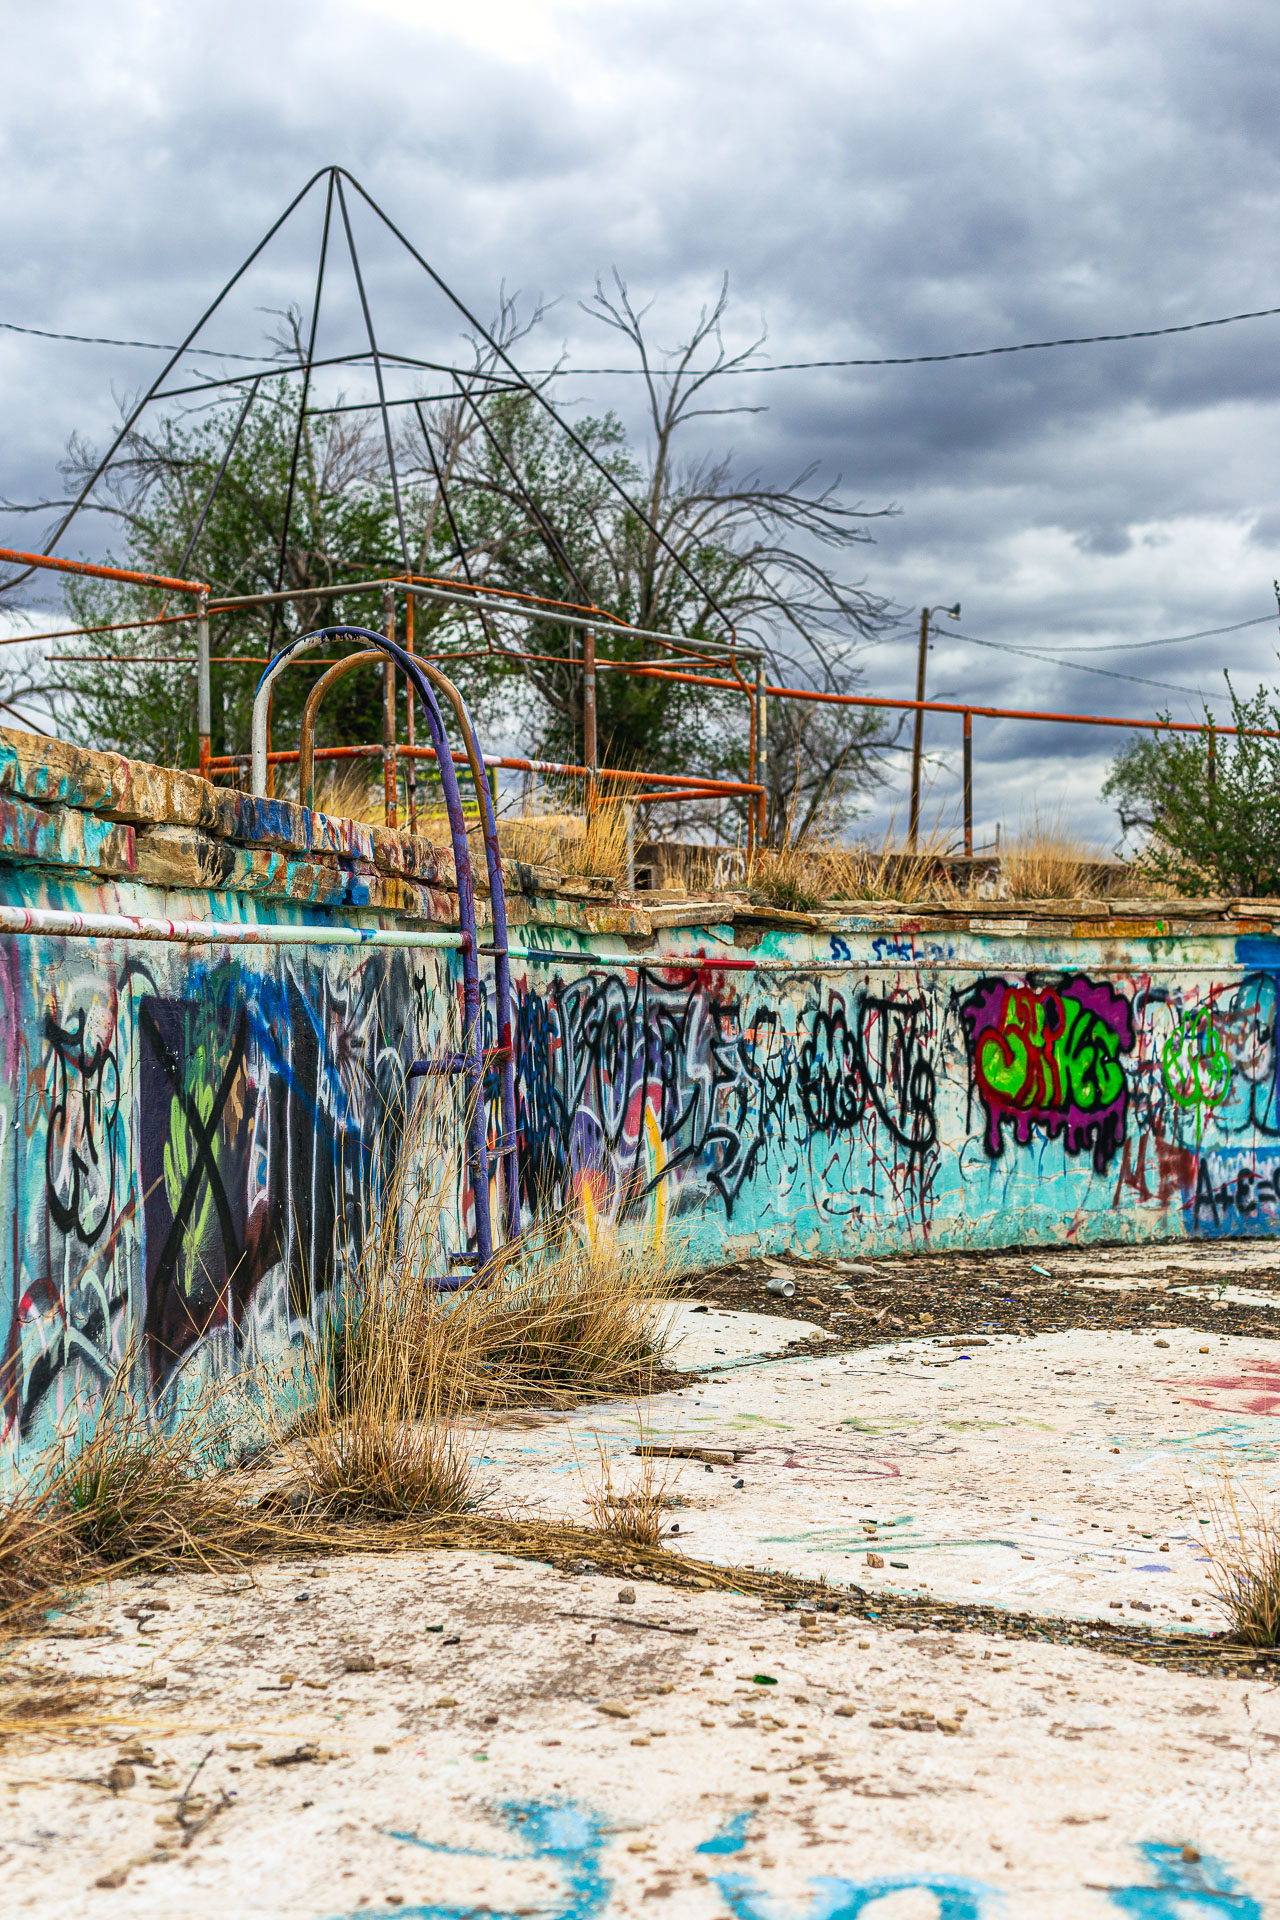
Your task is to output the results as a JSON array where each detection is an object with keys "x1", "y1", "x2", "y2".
[
  {"x1": 0, "y1": 906, "x2": 467, "y2": 950},
  {"x1": 251, "y1": 631, "x2": 335, "y2": 795}
]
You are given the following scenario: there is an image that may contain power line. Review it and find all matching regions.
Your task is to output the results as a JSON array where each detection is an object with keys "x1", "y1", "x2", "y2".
[
  {"x1": 0, "y1": 319, "x2": 269, "y2": 361},
  {"x1": 690, "y1": 302, "x2": 1280, "y2": 373},
  {"x1": 945, "y1": 628, "x2": 1220, "y2": 698},
  {"x1": 7, "y1": 298, "x2": 1280, "y2": 377},
  {"x1": 1009, "y1": 612, "x2": 1277, "y2": 655}
]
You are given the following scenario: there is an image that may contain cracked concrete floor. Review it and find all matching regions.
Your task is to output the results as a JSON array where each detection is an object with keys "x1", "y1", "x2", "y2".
[
  {"x1": 3, "y1": 1241, "x2": 1279, "y2": 1917},
  {"x1": 484, "y1": 1324, "x2": 1279, "y2": 1626},
  {"x1": 1, "y1": 1553, "x2": 1275, "y2": 1917}
]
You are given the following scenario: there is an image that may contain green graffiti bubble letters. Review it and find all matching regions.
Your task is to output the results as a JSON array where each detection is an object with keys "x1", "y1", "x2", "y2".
[{"x1": 1162, "y1": 1009, "x2": 1231, "y2": 1112}]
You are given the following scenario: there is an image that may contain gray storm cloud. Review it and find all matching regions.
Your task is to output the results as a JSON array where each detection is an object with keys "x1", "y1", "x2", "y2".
[{"x1": 2, "y1": 0, "x2": 1277, "y2": 841}]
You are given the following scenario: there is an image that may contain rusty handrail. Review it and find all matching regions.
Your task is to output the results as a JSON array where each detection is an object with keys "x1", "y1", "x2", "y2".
[
  {"x1": 298, "y1": 649, "x2": 384, "y2": 809},
  {"x1": 0, "y1": 547, "x2": 208, "y2": 595}
]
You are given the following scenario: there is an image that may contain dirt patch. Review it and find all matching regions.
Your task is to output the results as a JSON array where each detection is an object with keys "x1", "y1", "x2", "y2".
[{"x1": 680, "y1": 1242, "x2": 1280, "y2": 1350}]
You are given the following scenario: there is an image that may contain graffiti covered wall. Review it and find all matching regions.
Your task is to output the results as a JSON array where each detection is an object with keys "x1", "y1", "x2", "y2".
[
  {"x1": 504, "y1": 920, "x2": 1280, "y2": 1266},
  {"x1": 0, "y1": 867, "x2": 469, "y2": 1487},
  {"x1": 5, "y1": 741, "x2": 1280, "y2": 1482}
]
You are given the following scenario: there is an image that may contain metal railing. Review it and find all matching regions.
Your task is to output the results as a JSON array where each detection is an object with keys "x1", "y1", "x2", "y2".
[
  {"x1": 250, "y1": 624, "x2": 519, "y2": 1280},
  {"x1": 3, "y1": 545, "x2": 1273, "y2": 860}
]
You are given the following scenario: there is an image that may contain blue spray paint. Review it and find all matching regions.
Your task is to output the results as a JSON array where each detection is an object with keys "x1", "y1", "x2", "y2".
[
  {"x1": 341, "y1": 1799, "x2": 611, "y2": 1920},
  {"x1": 336, "y1": 1807, "x2": 1260, "y2": 1920},
  {"x1": 697, "y1": 1811, "x2": 755, "y2": 1855},
  {"x1": 712, "y1": 1868, "x2": 999, "y2": 1919},
  {"x1": 1106, "y1": 1841, "x2": 1261, "y2": 1918}
]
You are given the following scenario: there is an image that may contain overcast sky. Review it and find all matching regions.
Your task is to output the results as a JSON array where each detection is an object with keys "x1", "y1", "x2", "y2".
[{"x1": 2, "y1": 0, "x2": 1278, "y2": 847}]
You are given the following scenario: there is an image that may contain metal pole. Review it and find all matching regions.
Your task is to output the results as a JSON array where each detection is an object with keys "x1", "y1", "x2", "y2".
[
  {"x1": 0, "y1": 547, "x2": 207, "y2": 596},
  {"x1": 405, "y1": 587, "x2": 418, "y2": 833},
  {"x1": 745, "y1": 657, "x2": 758, "y2": 863},
  {"x1": 0, "y1": 904, "x2": 466, "y2": 951},
  {"x1": 908, "y1": 606, "x2": 930, "y2": 850},
  {"x1": 196, "y1": 591, "x2": 211, "y2": 780},
  {"x1": 382, "y1": 586, "x2": 398, "y2": 829},
  {"x1": 962, "y1": 709, "x2": 973, "y2": 859},
  {"x1": 583, "y1": 625, "x2": 598, "y2": 810},
  {"x1": 204, "y1": 571, "x2": 763, "y2": 661},
  {"x1": 755, "y1": 658, "x2": 768, "y2": 848}
]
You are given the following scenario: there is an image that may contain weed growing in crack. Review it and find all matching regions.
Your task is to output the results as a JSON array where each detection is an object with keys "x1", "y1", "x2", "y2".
[
  {"x1": 583, "y1": 1425, "x2": 673, "y2": 1553},
  {"x1": 1198, "y1": 1470, "x2": 1280, "y2": 1647}
]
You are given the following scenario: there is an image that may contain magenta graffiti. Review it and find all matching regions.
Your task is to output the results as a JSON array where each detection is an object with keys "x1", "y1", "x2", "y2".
[{"x1": 961, "y1": 974, "x2": 1136, "y2": 1174}]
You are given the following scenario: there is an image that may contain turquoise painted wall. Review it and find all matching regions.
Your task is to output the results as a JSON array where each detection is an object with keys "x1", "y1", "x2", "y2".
[
  {"x1": 0, "y1": 867, "x2": 468, "y2": 1486},
  {"x1": 508, "y1": 920, "x2": 1279, "y2": 1265},
  {"x1": 3, "y1": 859, "x2": 1275, "y2": 1481}
]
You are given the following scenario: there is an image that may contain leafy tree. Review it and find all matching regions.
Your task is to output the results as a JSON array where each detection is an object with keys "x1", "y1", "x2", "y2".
[
  {"x1": 49, "y1": 379, "x2": 405, "y2": 769},
  {"x1": 1103, "y1": 671, "x2": 1280, "y2": 896},
  {"x1": 409, "y1": 276, "x2": 896, "y2": 835},
  {"x1": 7, "y1": 283, "x2": 896, "y2": 839}
]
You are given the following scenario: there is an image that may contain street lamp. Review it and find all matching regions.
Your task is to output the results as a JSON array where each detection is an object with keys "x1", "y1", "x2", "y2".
[{"x1": 907, "y1": 601, "x2": 961, "y2": 850}]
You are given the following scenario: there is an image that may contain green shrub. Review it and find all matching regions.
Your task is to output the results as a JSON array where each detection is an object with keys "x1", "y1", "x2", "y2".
[{"x1": 1103, "y1": 672, "x2": 1280, "y2": 896}]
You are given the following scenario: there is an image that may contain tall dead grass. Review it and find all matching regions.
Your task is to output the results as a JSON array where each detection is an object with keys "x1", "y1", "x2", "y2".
[
  {"x1": 500, "y1": 788, "x2": 634, "y2": 883},
  {"x1": 1197, "y1": 1468, "x2": 1280, "y2": 1647},
  {"x1": 288, "y1": 1122, "x2": 479, "y2": 1521},
  {"x1": 289, "y1": 1113, "x2": 673, "y2": 1515},
  {"x1": 0, "y1": 1369, "x2": 282, "y2": 1633},
  {"x1": 999, "y1": 812, "x2": 1105, "y2": 900},
  {"x1": 746, "y1": 810, "x2": 1122, "y2": 909},
  {"x1": 748, "y1": 820, "x2": 956, "y2": 911},
  {"x1": 305, "y1": 761, "x2": 383, "y2": 824},
  {"x1": 431, "y1": 1224, "x2": 674, "y2": 1412}
]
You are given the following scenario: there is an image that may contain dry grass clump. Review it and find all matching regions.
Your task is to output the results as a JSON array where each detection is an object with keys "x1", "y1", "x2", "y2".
[
  {"x1": 289, "y1": 1170, "x2": 672, "y2": 1513},
  {"x1": 500, "y1": 790, "x2": 634, "y2": 883},
  {"x1": 293, "y1": 1282, "x2": 478, "y2": 1523},
  {"x1": 565, "y1": 800, "x2": 632, "y2": 882},
  {"x1": 289, "y1": 1131, "x2": 480, "y2": 1522},
  {"x1": 0, "y1": 1504, "x2": 67, "y2": 1627},
  {"x1": 435, "y1": 1226, "x2": 674, "y2": 1412},
  {"x1": 0, "y1": 1376, "x2": 281, "y2": 1634},
  {"x1": 305, "y1": 760, "x2": 383, "y2": 824},
  {"x1": 748, "y1": 837, "x2": 831, "y2": 913},
  {"x1": 1198, "y1": 1471, "x2": 1280, "y2": 1647},
  {"x1": 826, "y1": 835, "x2": 955, "y2": 906},
  {"x1": 748, "y1": 822, "x2": 954, "y2": 911},
  {"x1": 583, "y1": 1428, "x2": 670, "y2": 1551},
  {"x1": 747, "y1": 812, "x2": 1129, "y2": 909},
  {"x1": 999, "y1": 812, "x2": 1104, "y2": 900}
]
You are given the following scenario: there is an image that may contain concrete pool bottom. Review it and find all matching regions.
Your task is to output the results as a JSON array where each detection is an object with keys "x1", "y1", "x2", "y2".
[
  {"x1": 481, "y1": 1324, "x2": 1280, "y2": 1631},
  {"x1": 4, "y1": 1551, "x2": 1275, "y2": 1918},
  {"x1": 4, "y1": 1301, "x2": 1278, "y2": 1916}
]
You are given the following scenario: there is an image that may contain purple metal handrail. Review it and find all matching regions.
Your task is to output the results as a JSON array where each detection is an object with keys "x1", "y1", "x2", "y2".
[{"x1": 252, "y1": 626, "x2": 519, "y2": 1282}]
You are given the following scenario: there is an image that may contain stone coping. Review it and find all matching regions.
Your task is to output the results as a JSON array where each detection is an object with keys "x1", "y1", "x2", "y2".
[{"x1": 2, "y1": 727, "x2": 1278, "y2": 943}]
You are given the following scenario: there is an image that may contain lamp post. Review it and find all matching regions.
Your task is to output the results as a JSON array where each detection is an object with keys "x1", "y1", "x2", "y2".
[{"x1": 907, "y1": 601, "x2": 961, "y2": 850}]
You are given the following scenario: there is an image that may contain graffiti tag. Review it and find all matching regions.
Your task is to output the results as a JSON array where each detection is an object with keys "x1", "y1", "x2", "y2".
[{"x1": 961, "y1": 974, "x2": 1136, "y2": 1174}]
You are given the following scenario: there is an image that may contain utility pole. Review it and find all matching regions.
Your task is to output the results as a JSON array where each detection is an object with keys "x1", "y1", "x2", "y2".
[{"x1": 908, "y1": 601, "x2": 960, "y2": 850}]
